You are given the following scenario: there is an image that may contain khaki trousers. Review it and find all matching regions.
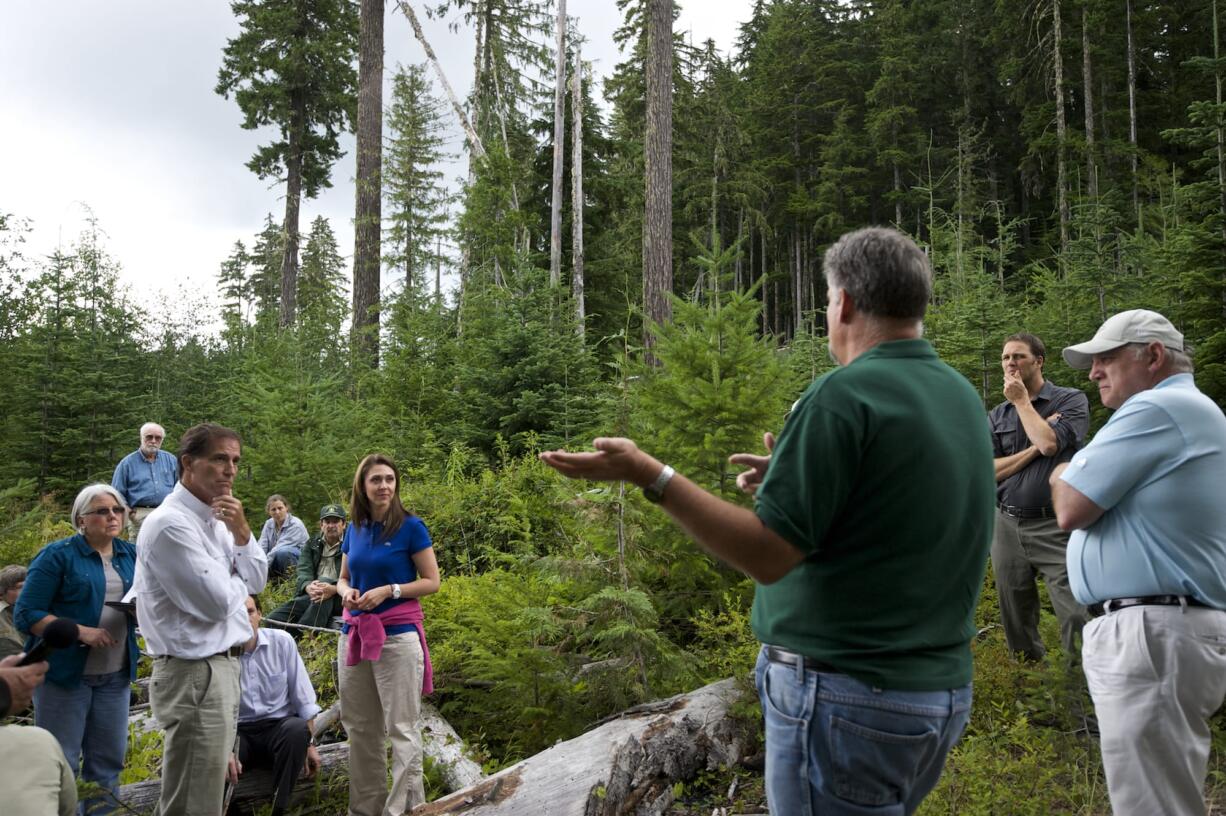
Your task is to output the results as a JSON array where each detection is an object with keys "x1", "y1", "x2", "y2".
[
  {"x1": 1083, "y1": 604, "x2": 1226, "y2": 816},
  {"x1": 150, "y1": 654, "x2": 241, "y2": 816},
  {"x1": 991, "y1": 512, "x2": 1089, "y2": 661},
  {"x1": 129, "y1": 506, "x2": 156, "y2": 543},
  {"x1": 339, "y1": 631, "x2": 425, "y2": 816}
]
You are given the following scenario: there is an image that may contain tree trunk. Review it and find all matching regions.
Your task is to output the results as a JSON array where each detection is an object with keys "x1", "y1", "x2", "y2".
[
  {"x1": 280, "y1": 95, "x2": 305, "y2": 328},
  {"x1": 571, "y1": 45, "x2": 586, "y2": 336},
  {"x1": 1081, "y1": 3, "x2": 1097, "y2": 200},
  {"x1": 352, "y1": 0, "x2": 384, "y2": 368},
  {"x1": 1126, "y1": 0, "x2": 1139, "y2": 222},
  {"x1": 1214, "y1": 0, "x2": 1226, "y2": 251},
  {"x1": 549, "y1": 0, "x2": 567, "y2": 287},
  {"x1": 1053, "y1": 0, "x2": 1070, "y2": 254},
  {"x1": 398, "y1": 0, "x2": 486, "y2": 159},
  {"x1": 415, "y1": 678, "x2": 752, "y2": 815},
  {"x1": 642, "y1": 0, "x2": 673, "y2": 358}
]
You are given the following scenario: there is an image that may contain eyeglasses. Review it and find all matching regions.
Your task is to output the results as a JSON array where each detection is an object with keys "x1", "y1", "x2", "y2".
[{"x1": 82, "y1": 506, "x2": 126, "y2": 518}]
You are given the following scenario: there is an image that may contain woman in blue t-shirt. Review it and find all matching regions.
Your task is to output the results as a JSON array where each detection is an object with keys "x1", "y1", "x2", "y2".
[{"x1": 336, "y1": 453, "x2": 440, "y2": 816}]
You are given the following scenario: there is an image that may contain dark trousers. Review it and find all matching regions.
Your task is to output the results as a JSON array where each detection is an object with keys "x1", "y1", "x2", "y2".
[
  {"x1": 236, "y1": 716, "x2": 309, "y2": 812},
  {"x1": 266, "y1": 595, "x2": 342, "y2": 634}
]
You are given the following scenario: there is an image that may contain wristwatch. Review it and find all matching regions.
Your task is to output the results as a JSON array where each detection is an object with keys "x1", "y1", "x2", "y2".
[
  {"x1": 392, "y1": 583, "x2": 402, "y2": 599},
  {"x1": 642, "y1": 465, "x2": 675, "y2": 504}
]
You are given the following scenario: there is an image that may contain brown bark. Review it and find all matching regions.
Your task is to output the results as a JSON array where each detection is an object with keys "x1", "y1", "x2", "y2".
[
  {"x1": 642, "y1": 0, "x2": 673, "y2": 357},
  {"x1": 571, "y1": 45, "x2": 585, "y2": 335},
  {"x1": 1053, "y1": 0, "x2": 1070, "y2": 254},
  {"x1": 1081, "y1": 3, "x2": 1097, "y2": 200},
  {"x1": 549, "y1": 0, "x2": 567, "y2": 286},
  {"x1": 1126, "y1": 0, "x2": 1139, "y2": 221},
  {"x1": 352, "y1": 0, "x2": 384, "y2": 368},
  {"x1": 279, "y1": 93, "x2": 304, "y2": 328}
]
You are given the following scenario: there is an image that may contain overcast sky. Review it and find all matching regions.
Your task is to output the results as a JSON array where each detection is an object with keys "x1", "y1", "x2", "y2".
[{"x1": 0, "y1": 1, "x2": 752, "y2": 321}]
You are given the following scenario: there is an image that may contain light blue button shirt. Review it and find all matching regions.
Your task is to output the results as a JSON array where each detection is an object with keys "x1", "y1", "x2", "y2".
[
  {"x1": 238, "y1": 628, "x2": 321, "y2": 723},
  {"x1": 111, "y1": 449, "x2": 179, "y2": 508},
  {"x1": 259, "y1": 514, "x2": 309, "y2": 555},
  {"x1": 1061, "y1": 374, "x2": 1226, "y2": 608}
]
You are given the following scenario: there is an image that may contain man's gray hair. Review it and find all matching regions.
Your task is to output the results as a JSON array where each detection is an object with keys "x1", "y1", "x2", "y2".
[
  {"x1": 71, "y1": 483, "x2": 129, "y2": 533},
  {"x1": 1127, "y1": 342, "x2": 1195, "y2": 374},
  {"x1": 140, "y1": 422, "x2": 165, "y2": 440},
  {"x1": 822, "y1": 227, "x2": 932, "y2": 320},
  {"x1": 0, "y1": 565, "x2": 26, "y2": 594}
]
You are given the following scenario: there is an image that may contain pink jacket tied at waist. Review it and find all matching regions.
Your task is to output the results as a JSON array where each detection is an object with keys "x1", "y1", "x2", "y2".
[{"x1": 343, "y1": 599, "x2": 434, "y2": 695}]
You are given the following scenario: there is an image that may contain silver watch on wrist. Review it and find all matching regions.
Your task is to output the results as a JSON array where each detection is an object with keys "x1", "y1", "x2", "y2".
[
  {"x1": 392, "y1": 583, "x2": 402, "y2": 600},
  {"x1": 642, "y1": 464, "x2": 675, "y2": 504}
]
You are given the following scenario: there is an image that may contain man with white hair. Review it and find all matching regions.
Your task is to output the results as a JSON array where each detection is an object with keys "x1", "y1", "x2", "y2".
[
  {"x1": 111, "y1": 422, "x2": 179, "y2": 540},
  {"x1": 1052, "y1": 309, "x2": 1226, "y2": 816}
]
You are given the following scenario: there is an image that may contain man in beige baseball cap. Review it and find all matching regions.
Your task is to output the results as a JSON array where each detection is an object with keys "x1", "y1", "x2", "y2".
[
  {"x1": 1061, "y1": 308, "x2": 1184, "y2": 371},
  {"x1": 1051, "y1": 308, "x2": 1226, "y2": 816}
]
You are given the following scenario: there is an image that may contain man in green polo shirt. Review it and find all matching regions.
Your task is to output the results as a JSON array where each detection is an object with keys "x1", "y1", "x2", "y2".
[{"x1": 541, "y1": 226, "x2": 994, "y2": 815}]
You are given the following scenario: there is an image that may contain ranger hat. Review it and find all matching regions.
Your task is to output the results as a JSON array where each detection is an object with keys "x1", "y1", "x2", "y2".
[
  {"x1": 319, "y1": 503, "x2": 347, "y2": 521},
  {"x1": 1062, "y1": 309, "x2": 1184, "y2": 370}
]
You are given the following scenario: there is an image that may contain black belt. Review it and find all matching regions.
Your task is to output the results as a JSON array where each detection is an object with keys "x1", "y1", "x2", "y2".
[
  {"x1": 764, "y1": 645, "x2": 841, "y2": 674},
  {"x1": 214, "y1": 644, "x2": 244, "y2": 658},
  {"x1": 1088, "y1": 595, "x2": 1210, "y2": 617},
  {"x1": 998, "y1": 504, "x2": 1055, "y2": 520}
]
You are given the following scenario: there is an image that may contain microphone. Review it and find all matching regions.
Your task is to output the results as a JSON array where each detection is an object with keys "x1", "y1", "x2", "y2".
[{"x1": 19, "y1": 618, "x2": 80, "y2": 666}]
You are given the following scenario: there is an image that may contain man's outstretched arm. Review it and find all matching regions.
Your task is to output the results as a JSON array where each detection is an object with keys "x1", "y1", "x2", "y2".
[{"x1": 541, "y1": 437, "x2": 804, "y2": 585}]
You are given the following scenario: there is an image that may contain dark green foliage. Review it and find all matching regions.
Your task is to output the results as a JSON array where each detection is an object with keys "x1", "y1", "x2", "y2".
[{"x1": 215, "y1": 0, "x2": 358, "y2": 198}]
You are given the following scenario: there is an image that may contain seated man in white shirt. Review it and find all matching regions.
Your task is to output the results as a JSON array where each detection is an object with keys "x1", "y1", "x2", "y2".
[{"x1": 228, "y1": 595, "x2": 322, "y2": 816}]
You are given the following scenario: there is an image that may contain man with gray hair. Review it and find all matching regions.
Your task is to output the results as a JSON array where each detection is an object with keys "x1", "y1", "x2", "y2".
[
  {"x1": 541, "y1": 227, "x2": 995, "y2": 814},
  {"x1": 1052, "y1": 309, "x2": 1226, "y2": 816},
  {"x1": 111, "y1": 422, "x2": 179, "y2": 540}
]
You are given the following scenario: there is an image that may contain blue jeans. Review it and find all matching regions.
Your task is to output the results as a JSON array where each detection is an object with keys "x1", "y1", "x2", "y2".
[
  {"x1": 34, "y1": 668, "x2": 131, "y2": 816},
  {"x1": 754, "y1": 646, "x2": 971, "y2": 815},
  {"x1": 269, "y1": 545, "x2": 302, "y2": 577}
]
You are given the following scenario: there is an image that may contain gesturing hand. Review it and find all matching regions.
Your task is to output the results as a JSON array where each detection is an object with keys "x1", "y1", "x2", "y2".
[
  {"x1": 539, "y1": 438, "x2": 657, "y2": 487},
  {"x1": 729, "y1": 432, "x2": 776, "y2": 496}
]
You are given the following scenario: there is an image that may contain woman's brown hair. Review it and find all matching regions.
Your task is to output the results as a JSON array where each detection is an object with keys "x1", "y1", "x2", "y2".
[{"x1": 351, "y1": 453, "x2": 409, "y2": 542}]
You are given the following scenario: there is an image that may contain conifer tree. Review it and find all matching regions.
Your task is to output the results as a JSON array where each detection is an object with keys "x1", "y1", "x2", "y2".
[
  {"x1": 384, "y1": 63, "x2": 455, "y2": 296},
  {"x1": 216, "y1": 0, "x2": 358, "y2": 328}
]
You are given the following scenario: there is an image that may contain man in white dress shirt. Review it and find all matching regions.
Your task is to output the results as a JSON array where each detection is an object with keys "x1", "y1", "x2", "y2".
[
  {"x1": 132, "y1": 422, "x2": 269, "y2": 816},
  {"x1": 227, "y1": 595, "x2": 322, "y2": 816}
]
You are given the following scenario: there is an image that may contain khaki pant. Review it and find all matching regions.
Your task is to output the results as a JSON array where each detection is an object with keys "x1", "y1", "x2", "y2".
[
  {"x1": 1083, "y1": 604, "x2": 1226, "y2": 816},
  {"x1": 150, "y1": 654, "x2": 241, "y2": 816},
  {"x1": 339, "y1": 631, "x2": 425, "y2": 816},
  {"x1": 991, "y1": 512, "x2": 1088, "y2": 661},
  {"x1": 129, "y1": 506, "x2": 157, "y2": 544},
  {"x1": 0, "y1": 724, "x2": 77, "y2": 816}
]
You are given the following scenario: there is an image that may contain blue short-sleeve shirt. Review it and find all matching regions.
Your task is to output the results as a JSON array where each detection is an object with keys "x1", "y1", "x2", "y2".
[
  {"x1": 1061, "y1": 374, "x2": 1226, "y2": 607},
  {"x1": 342, "y1": 516, "x2": 432, "y2": 634}
]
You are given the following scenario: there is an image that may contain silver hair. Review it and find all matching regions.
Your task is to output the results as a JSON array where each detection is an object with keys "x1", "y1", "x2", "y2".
[
  {"x1": 1127, "y1": 342, "x2": 1195, "y2": 374},
  {"x1": 0, "y1": 565, "x2": 27, "y2": 594},
  {"x1": 822, "y1": 227, "x2": 932, "y2": 320},
  {"x1": 140, "y1": 422, "x2": 165, "y2": 440},
  {"x1": 71, "y1": 483, "x2": 129, "y2": 533}
]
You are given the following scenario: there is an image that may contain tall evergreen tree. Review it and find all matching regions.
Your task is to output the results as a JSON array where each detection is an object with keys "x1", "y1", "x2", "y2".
[
  {"x1": 384, "y1": 63, "x2": 455, "y2": 297},
  {"x1": 353, "y1": 0, "x2": 384, "y2": 368},
  {"x1": 216, "y1": 0, "x2": 358, "y2": 327}
]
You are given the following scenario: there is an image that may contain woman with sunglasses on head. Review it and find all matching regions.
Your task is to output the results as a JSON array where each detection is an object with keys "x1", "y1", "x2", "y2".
[
  {"x1": 15, "y1": 483, "x2": 139, "y2": 816},
  {"x1": 336, "y1": 454, "x2": 440, "y2": 816}
]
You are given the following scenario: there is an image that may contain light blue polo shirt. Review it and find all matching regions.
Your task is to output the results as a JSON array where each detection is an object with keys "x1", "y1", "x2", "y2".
[{"x1": 1061, "y1": 374, "x2": 1226, "y2": 608}]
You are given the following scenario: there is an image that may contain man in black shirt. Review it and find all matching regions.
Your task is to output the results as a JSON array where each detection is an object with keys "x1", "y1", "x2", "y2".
[{"x1": 989, "y1": 333, "x2": 1090, "y2": 662}]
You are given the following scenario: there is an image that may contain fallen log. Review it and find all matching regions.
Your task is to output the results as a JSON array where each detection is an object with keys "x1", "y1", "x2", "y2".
[
  {"x1": 117, "y1": 701, "x2": 486, "y2": 811},
  {"x1": 416, "y1": 677, "x2": 751, "y2": 816}
]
